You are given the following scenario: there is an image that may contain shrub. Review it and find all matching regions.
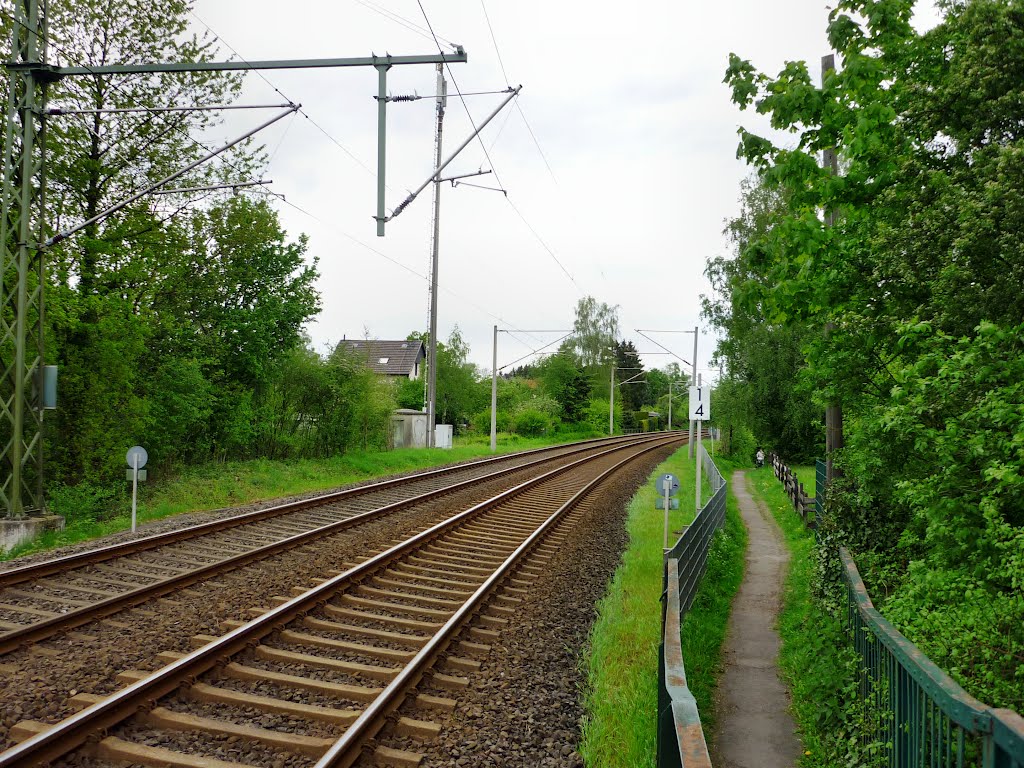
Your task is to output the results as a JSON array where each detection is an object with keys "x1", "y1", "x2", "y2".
[
  {"x1": 514, "y1": 408, "x2": 553, "y2": 437},
  {"x1": 47, "y1": 481, "x2": 122, "y2": 524}
]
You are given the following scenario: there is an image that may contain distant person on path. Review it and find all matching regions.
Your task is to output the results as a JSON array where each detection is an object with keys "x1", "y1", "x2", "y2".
[{"x1": 755, "y1": 447, "x2": 765, "y2": 468}]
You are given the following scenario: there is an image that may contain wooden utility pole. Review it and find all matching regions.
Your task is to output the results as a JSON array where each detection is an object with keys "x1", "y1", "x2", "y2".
[{"x1": 822, "y1": 54, "x2": 844, "y2": 483}]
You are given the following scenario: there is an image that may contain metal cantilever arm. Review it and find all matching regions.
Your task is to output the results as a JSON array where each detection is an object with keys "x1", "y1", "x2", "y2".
[
  {"x1": 384, "y1": 85, "x2": 521, "y2": 224},
  {"x1": 45, "y1": 106, "x2": 298, "y2": 247}
]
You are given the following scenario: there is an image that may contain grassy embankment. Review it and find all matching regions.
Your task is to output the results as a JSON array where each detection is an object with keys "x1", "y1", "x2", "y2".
[
  {"x1": 2, "y1": 430, "x2": 601, "y2": 562},
  {"x1": 744, "y1": 465, "x2": 850, "y2": 768},
  {"x1": 579, "y1": 446, "x2": 747, "y2": 767}
]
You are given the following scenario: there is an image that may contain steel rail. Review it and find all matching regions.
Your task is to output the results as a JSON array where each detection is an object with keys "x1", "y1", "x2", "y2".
[
  {"x1": 317, "y1": 436, "x2": 679, "y2": 767},
  {"x1": 0, "y1": 433, "x2": 676, "y2": 654},
  {"x1": 0, "y1": 433, "x2": 659, "y2": 589},
  {"x1": 0, "y1": 434, "x2": 684, "y2": 767}
]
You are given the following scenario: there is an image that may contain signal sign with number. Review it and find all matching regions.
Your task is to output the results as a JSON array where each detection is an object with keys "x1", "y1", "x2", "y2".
[{"x1": 688, "y1": 386, "x2": 711, "y2": 421}]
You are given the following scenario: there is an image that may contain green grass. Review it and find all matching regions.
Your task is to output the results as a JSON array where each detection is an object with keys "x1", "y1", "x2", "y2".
[
  {"x1": 1, "y1": 431, "x2": 595, "y2": 563},
  {"x1": 579, "y1": 445, "x2": 746, "y2": 767},
  {"x1": 791, "y1": 465, "x2": 817, "y2": 492},
  {"x1": 744, "y1": 466, "x2": 850, "y2": 767}
]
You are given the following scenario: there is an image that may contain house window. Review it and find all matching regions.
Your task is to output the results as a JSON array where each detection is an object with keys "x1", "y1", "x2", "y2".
[{"x1": 379, "y1": 357, "x2": 390, "y2": 364}]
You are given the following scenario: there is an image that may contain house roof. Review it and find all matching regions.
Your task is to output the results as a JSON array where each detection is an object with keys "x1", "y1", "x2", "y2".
[{"x1": 340, "y1": 339, "x2": 425, "y2": 376}]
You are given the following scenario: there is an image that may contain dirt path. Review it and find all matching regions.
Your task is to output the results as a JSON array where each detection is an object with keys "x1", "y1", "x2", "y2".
[{"x1": 712, "y1": 470, "x2": 801, "y2": 768}]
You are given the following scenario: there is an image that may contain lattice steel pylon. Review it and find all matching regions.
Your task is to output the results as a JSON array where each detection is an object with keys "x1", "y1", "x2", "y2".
[{"x1": 0, "y1": 0, "x2": 51, "y2": 517}]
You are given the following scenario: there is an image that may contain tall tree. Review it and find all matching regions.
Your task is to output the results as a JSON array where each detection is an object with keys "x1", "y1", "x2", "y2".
[
  {"x1": 43, "y1": 0, "x2": 253, "y2": 293},
  {"x1": 722, "y1": 0, "x2": 1024, "y2": 715},
  {"x1": 538, "y1": 351, "x2": 592, "y2": 423},
  {"x1": 570, "y1": 296, "x2": 620, "y2": 367},
  {"x1": 10, "y1": 0, "x2": 322, "y2": 480},
  {"x1": 613, "y1": 340, "x2": 647, "y2": 413},
  {"x1": 702, "y1": 175, "x2": 821, "y2": 458}
]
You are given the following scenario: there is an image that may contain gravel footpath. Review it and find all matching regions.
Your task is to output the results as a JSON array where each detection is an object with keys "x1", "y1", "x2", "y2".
[{"x1": 399, "y1": 445, "x2": 675, "y2": 768}]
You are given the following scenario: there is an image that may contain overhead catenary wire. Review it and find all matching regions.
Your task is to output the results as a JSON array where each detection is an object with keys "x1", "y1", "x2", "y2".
[
  {"x1": 634, "y1": 329, "x2": 692, "y2": 367},
  {"x1": 479, "y1": 0, "x2": 510, "y2": 87},
  {"x1": 415, "y1": 0, "x2": 581, "y2": 295},
  {"x1": 262, "y1": 187, "x2": 553, "y2": 346},
  {"x1": 353, "y1": 0, "x2": 459, "y2": 49},
  {"x1": 478, "y1": 0, "x2": 557, "y2": 183},
  {"x1": 499, "y1": 332, "x2": 573, "y2": 371}
]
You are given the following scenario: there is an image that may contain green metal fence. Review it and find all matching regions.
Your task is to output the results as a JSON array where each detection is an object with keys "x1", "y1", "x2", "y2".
[
  {"x1": 657, "y1": 445, "x2": 726, "y2": 768},
  {"x1": 841, "y1": 547, "x2": 1024, "y2": 767},
  {"x1": 815, "y1": 459, "x2": 826, "y2": 522}
]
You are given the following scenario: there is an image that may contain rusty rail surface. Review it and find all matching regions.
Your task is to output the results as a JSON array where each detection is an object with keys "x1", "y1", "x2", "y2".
[
  {"x1": 0, "y1": 433, "x2": 683, "y2": 767},
  {"x1": 841, "y1": 547, "x2": 1024, "y2": 768},
  {"x1": 657, "y1": 443, "x2": 725, "y2": 768}
]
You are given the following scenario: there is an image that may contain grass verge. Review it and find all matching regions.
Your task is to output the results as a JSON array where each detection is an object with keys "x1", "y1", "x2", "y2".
[
  {"x1": 579, "y1": 446, "x2": 746, "y2": 767},
  {"x1": 745, "y1": 466, "x2": 852, "y2": 768},
  {"x1": 2, "y1": 431, "x2": 598, "y2": 562}
]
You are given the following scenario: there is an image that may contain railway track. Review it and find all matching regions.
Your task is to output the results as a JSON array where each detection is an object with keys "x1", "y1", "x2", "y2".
[
  {"x1": 0, "y1": 433, "x2": 675, "y2": 655},
  {"x1": 1, "y1": 433, "x2": 681, "y2": 768}
]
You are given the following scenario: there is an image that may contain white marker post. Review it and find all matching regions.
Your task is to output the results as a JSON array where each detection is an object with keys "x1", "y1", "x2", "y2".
[
  {"x1": 689, "y1": 384, "x2": 711, "y2": 513},
  {"x1": 126, "y1": 446, "x2": 148, "y2": 533}
]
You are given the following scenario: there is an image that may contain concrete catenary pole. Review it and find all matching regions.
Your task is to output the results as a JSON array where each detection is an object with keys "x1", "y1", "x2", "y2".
[
  {"x1": 426, "y1": 64, "x2": 446, "y2": 448},
  {"x1": 609, "y1": 365, "x2": 615, "y2": 435},
  {"x1": 490, "y1": 325, "x2": 498, "y2": 452},
  {"x1": 695, "y1": 373, "x2": 703, "y2": 513}
]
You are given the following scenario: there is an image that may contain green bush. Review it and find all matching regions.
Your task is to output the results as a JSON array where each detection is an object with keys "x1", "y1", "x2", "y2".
[
  {"x1": 721, "y1": 423, "x2": 757, "y2": 459},
  {"x1": 48, "y1": 481, "x2": 122, "y2": 524},
  {"x1": 513, "y1": 408, "x2": 553, "y2": 437},
  {"x1": 471, "y1": 408, "x2": 512, "y2": 435}
]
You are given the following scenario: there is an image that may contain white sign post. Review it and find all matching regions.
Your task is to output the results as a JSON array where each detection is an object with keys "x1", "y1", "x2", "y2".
[
  {"x1": 689, "y1": 386, "x2": 711, "y2": 513},
  {"x1": 126, "y1": 446, "x2": 148, "y2": 533}
]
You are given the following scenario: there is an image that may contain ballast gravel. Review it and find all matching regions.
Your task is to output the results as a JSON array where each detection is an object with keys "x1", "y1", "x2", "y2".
[
  {"x1": 389, "y1": 446, "x2": 674, "y2": 768},
  {"x1": 0, "y1": 440, "x2": 677, "y2": 767},
  {"x1": 0, "y1": 459, "x2": 574, "y2": 751}
]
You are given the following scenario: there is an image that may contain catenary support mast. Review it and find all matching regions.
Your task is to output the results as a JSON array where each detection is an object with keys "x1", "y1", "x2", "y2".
[{"x1": 0, "y1": 0, "x2": 465, "y2": 516}]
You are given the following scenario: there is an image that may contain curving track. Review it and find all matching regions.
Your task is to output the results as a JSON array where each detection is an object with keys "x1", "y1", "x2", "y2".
[
  {"x1": 0, "y1": 432, "x2": 683, "y2": 768},
  {"x1": 0, "y1": 434, "x2": 671, "y2": 655}
]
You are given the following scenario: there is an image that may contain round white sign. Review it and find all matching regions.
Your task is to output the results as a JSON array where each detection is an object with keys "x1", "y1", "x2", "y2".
[
  {"x1": 126, "y1": 445, "x2": 148, "y2": 469},
  {"x1": 656, "y1": 473, "x2": 680, "y2": 496}
]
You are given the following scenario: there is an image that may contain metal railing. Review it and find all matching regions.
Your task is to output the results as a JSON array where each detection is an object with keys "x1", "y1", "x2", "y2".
[
  {"x1": 815, "y1": 459, "x2": 826, "y2": 522},
  {"x1": 841, "y1": 547, "x2": 1024, "y2": 768},
  {"x1": 657, "y1": 444, "x2": 727, "y2": 767}
]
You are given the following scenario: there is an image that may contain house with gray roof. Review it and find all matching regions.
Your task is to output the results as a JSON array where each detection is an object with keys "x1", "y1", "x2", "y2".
[{"x1": 339, "y1": 339, "x2": 426, "y2": 380}]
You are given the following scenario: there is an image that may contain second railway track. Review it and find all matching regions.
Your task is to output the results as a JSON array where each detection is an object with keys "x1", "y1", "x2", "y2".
[
  {"x1": 0, "y1": 434, "x2": 673, "y2": 655},
  {"x1": 0, "y1": 433, "x2": 682, "y2": 767}
]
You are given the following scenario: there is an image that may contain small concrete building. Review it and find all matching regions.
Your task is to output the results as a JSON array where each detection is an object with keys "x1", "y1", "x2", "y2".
[{"x1": 392, "y1": 409, "x2": 429, "y2": 449}]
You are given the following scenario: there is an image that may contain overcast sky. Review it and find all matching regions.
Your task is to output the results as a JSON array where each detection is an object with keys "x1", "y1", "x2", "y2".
[{"x1": 188, "y1": 0, "x2": 942, "y2": 378}]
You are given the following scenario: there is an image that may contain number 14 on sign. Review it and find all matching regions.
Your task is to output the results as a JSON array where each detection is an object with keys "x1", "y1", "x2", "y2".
[{"x1": 689, "y1": 386, "x2": 711, "y2": 421}]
